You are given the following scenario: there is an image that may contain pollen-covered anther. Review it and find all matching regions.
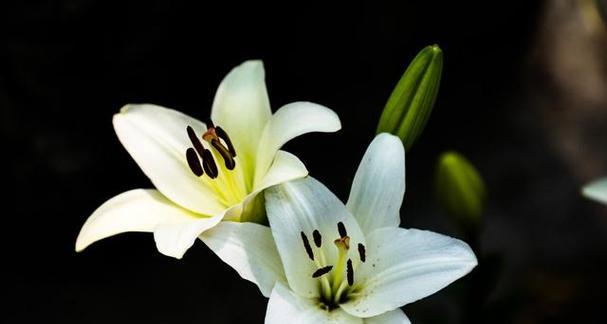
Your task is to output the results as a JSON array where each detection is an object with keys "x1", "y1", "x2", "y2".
[
  {"x1": 313, "y1": 230, "x2": 322, "y2": 248},
  {"x1": 312, "y1": 265, "x2": 333, "y2": 278},
  {"x1": 202, "y1": 149, "x2": 218, "y2": 179},
  {"x1": 301, "y1": 232, "x2": 314, "y2": 261},
  {"x1": 186, "y1": 148, "x2": 204, "y2": 177},
  {"x1": 346, "y1": 259, "x2": 354, "y2": 286},
  {"x1": 358, "y1": 243, "x2": 366, "y2": 263},
  {"x1": 185, "y1": 126, "x2": 215, "y2": 178},
  {"x1": 215, "y1": 126, "x2": 236, "y2": 157},
  {"x1": 337, "y1": 222, "x2": 347, "y2": 238}
]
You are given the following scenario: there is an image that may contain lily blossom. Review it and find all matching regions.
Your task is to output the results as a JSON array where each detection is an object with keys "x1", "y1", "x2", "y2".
[
  {"x1": 202, "y1": 133, "x2": 477, "y2": 323},
  {"x1": 75, "y1": 60, "x2": 341, "y2": 259}
]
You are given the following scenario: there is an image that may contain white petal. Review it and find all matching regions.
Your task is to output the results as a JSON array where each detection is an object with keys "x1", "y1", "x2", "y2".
[
  {"x1": 265, "y1": 282, "x2": 363, "y2": 324},
  {"x1": 255, "y1": 102, "x2": 341, "y2": 184},
  {"x1": 200, "y1": 221, "x2": 286, "y2": 297},
  {"x1": 234, "y1": 150, "x2": 309, "y2": 223},
  {"x1": 346, "y1": 133, "x2": 405, "y2": 232},
  {"x1": 582, "y1": 177, "x2": 607, "y2": 204},
  {"x1": 364, "y1": 309, "x2": 410, "y2": 324},
  {"x1": 211, "y1": 60, "x2": 271, "y2": 176},
  {"x1": 113, "y1": 104, "x2": 225, "y2": 215},
  {"x1": 221, "y1": 150, "x2": 307, "y2": 223},
  {"x1": 265, "y1": 177, "x2": 366, "y2": 298},
  {"x1": 341, "y1": 227, "x2": 477, "y2": 317},
  {"x1": 153, "y1": 212, "x2": 223, "y2": 259},
  {"x1": 76, "y1": 189, "x2": 200, "y2": 253},
  {"x1": 254, "y1": 150, "x2": 308, "y2": 191}
]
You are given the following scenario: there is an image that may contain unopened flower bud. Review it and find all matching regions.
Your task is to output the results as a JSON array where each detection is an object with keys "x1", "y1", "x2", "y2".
[
  {"x1": 377, "y1": 45, "x2": 443, "y2": 151},
  {"x1": 435, "y1": 151, "x2": 486, "y2": 227}
]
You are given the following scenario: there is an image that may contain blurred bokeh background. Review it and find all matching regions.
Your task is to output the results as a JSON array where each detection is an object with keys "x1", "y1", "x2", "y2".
[{"x1": 4, "y1": 0, "x2": 607, "y2": 323}]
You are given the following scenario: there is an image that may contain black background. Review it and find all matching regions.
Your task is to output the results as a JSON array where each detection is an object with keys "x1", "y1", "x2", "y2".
[{"x1": 5, "y1": 1, "x2": 607, "y2": 323}]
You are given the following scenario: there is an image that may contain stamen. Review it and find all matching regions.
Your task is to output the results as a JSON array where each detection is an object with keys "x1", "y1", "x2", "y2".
[
  {"x1": 210, "y1": 139, "x2": 236, "y2": 170},
  {"x1": 206, "y1": 119, "x2": 215, "y2": 128},
  {"x1": 312, "y1": 265, "x2": 333, "y2": 278},
  {"x1": 346, "y1": 259, "x2": 354, "y2": 286},
  {"x1": 186, "y1": 126, "x2": 206, "y2": 158},
  {"x1": 215, "y1": 126, "x2": 236, "y2": 157},
  {"x1": 186, "y1": 148, "x2": 204, "y2": 176},
  {"x1": 202, "y1": 149, "x2": 218, "y2": 179},
  {"x1": 358, "y1": 243, "x2": 366, "y2": 263},
  {"x1": 300, "y1": 232, "x2": 314, "y2": 261},
  {"x1": 337, "y1": 222, "x2": 347, "y2": 238},
  {"x1": 313, "y1": 230, "x2": 322, "y2": 248}
]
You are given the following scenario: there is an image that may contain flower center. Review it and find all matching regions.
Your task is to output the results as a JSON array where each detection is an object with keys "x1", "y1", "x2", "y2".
[
  {"x1": 185, "y1": 123, "x2": 237, "y2": 178},
  {"x1": 300, "y1": 222, "x2": 366, "y2": 310},
  {"x1": 184, "y1": 123, "x2": 246, "y2": 207}
]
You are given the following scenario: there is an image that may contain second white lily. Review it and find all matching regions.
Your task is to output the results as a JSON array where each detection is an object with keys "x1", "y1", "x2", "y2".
[{"x1": 202, "y1": 133, "x2": 478, "y2": 323}]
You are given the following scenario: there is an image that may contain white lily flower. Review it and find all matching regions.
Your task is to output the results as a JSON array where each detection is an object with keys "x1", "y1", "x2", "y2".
[
  {"x1": 201, "y1": 133, "x2": 478, "y2": 323},
  {"x1": 583, "y1": 177, "x2": 607, "y2": 204},
  {"x1": 75, "y1": 60, "x2": 341, "y2": 259}
]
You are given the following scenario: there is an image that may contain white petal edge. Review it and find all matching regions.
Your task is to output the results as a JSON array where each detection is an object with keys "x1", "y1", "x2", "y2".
[
  {"x1": 226, "y1": 150, "x2": 308, "y2": 223},
  {"x1": 265, "y1": 282, "x2": 363, "y2": 324},
  {"x1": 200, "y1": 221, "x2": 286, "y2": 297},
  {"x1": 364, "y1": 309, "x2": 411, "y2": 324},
  {"x1": 211, "y1": 60, "x2": 271, "y2": 176},
  {"x1": 153, "y1": 212, "x2": 224, "y2": 259},
  {"x1": 346, "y1": 133, "x2": 405, "y2": 232},
  {"x1": 341, "y1": 227, "x2": 477, "y2": 317},
  {"x1": 76, "y1": 189, "x2": 203, "y2": 255},
  {"x1": 254, "y1": 101, "x2": 341, "y2": 185},
  {"x1": 113, "y1": 104, "x2": 225, "y2": 215},
  {"x1": 582, "y1": 177, "x2": 607, "y2": 204},
  {"x1": 265, "y1": 177, "x2": 366, "y2": 299},
  {"x1": 254, "y1": 150, "x2": 309, "y2": 192}
]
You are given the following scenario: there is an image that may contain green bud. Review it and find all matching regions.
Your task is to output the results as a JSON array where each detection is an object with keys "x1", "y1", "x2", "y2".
[
  {"x1": 435, "y1": 151, "x2": 486, "y2": 227},
  {"x1": 376, "y1": 45, "x2": 443, "y2": 151}
]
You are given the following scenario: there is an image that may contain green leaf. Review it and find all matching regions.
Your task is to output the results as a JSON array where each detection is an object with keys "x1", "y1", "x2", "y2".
[
  {"x1": 435, "y1": 151, "x2": 486, "y2": 227},
  {"x1": 377, "y1": 44, "x2": 443, "y2": 151}
]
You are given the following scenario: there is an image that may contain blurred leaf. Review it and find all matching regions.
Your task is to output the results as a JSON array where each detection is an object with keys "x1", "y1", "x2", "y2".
[
  {"x1": 436, "y1": 151, "x2": 486, "y2": 227},
  {"x1": 376, "y1": 44, "x2": 443, "y2": 151}
]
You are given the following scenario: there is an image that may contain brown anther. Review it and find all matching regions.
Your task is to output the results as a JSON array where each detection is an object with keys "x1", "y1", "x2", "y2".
[
  {"x1": 202, "y1": 149, "x2": 218, "y2": 179},
  {"x1": 215, "y1": 126, "x2": 236, "y2": 157},
  {"x1": 357, "y1": 243, "x2": 366, "y2": 263},
  {"x1": 312, "y1": 230, "x2": 322, "y2": 248},
  {"x1": 312, "y1": 266, "x2": 333, "y2": 278},
  {"x1": 186, "y1": 148, "x2": 204, "y2": 177},
  {"x1": 301, "y1": 232, "x2": 314, "y2": 261},
  {"x1": 211, "y1": 139, "x2": 236, "y2": 170},
  {"x1": 186, "y1": 126, "x2": 206, "y2": 158},
  {"x1": 337, "y1": 222, "x2": 347, "y2": 238},
  {"x1": 346, "y1": 259, "x2": 354, "y2": 286}
]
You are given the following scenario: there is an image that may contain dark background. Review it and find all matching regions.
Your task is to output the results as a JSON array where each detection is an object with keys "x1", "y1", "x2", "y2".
[{"x1": 5, "y1": 1, "x2": 607, "y2": 323}]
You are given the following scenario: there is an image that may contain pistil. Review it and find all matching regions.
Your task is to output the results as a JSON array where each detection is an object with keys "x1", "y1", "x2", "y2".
[
  {"x1": 301, "y1": 223, "x2": 367, "y2": 308},
  {"x1": 332, "y1": 235, "x2": 350, "y2": 293}
]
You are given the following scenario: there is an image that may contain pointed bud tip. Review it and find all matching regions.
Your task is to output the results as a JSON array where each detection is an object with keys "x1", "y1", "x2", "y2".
[
  {"x1": 376, "y1": 44, "x2": 443, "y2": 151},
  {"x1": 429, "y1": 44, "x2": 441, "y2": 53}
]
